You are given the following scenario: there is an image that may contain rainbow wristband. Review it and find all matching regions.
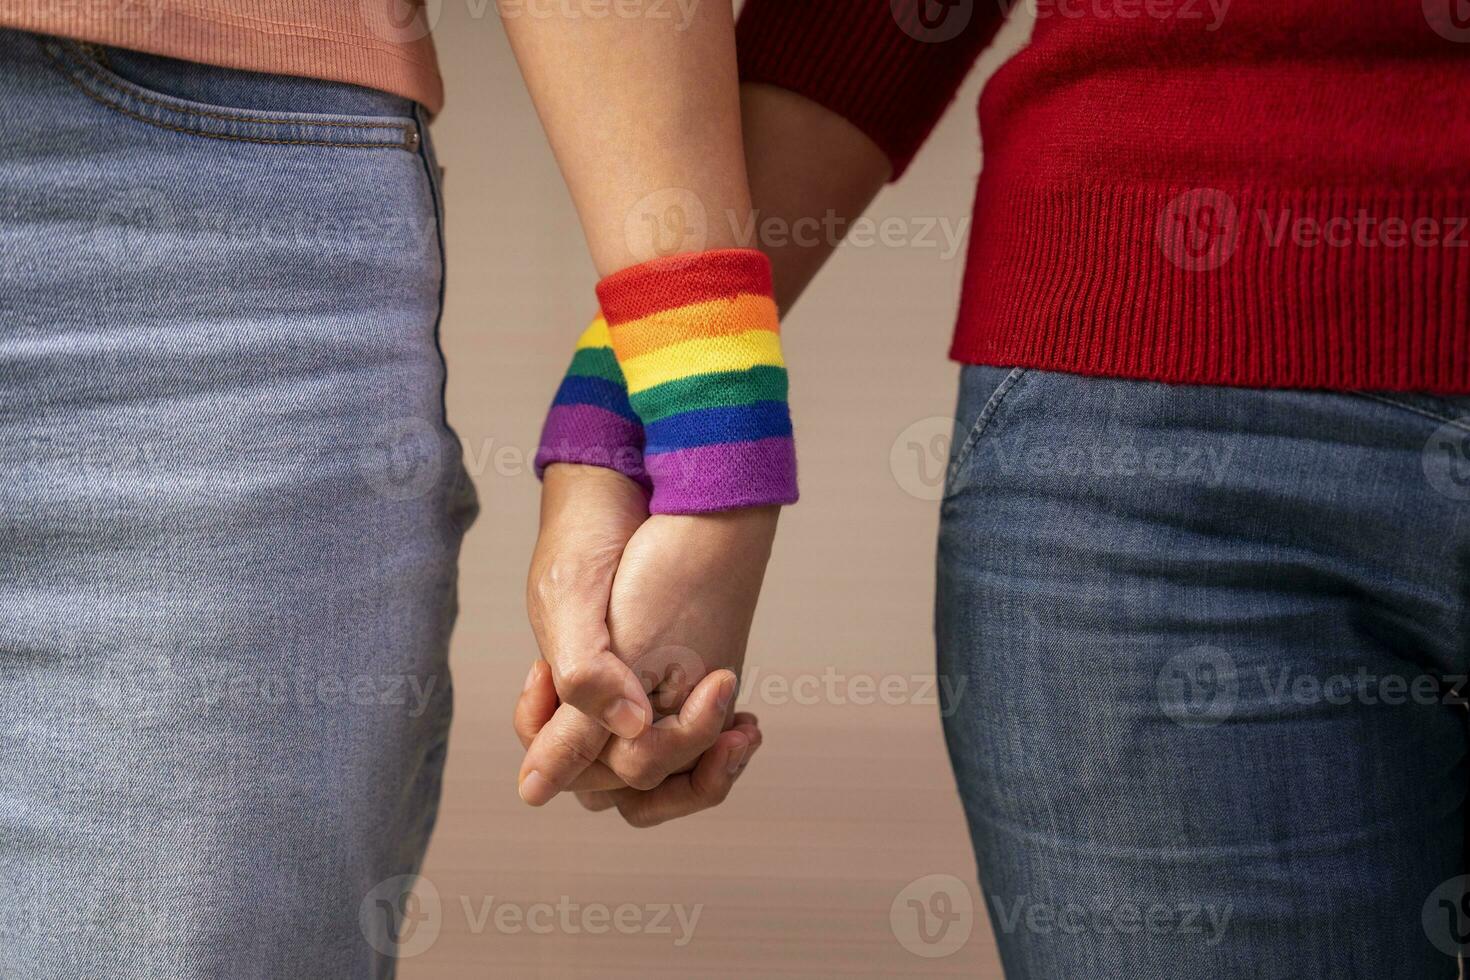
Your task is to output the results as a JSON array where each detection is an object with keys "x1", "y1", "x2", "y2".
[
  {"x1": 533, "y1": 315, "x2": 652, "y2": 492},
  {"x1": 596, "y1": 249, "x2": 798, "y2": 514}
]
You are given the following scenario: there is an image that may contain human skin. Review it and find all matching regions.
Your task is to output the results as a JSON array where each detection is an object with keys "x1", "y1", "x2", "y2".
[{"x1": 504, "y1": 0, "x2": 889, "y2": 819}]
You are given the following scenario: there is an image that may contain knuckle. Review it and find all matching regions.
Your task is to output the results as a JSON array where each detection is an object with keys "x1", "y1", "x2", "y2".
[
  {"x1": 528, "y1": 559, "x2": 584, "y2": 616},
  {"x1": 540, "y1": 556, "x2": 603, "y2": 596},
  {"x1": 554, "y1": 658, "x2": 603, "y2": 705},
  {"x1": 699, "y1": 778, "x2": 732, "y2": 807},
  {"x1": 614, "y1": 757, "x2": 664, "y2": 792}
]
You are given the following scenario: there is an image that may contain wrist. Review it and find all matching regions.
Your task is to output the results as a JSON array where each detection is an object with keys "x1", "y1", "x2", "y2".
[
  {"x1": 542, "y1": 463, "x2": 650, "y2": 534},
  {"x1": 534, "y1": 315, "x2": 652, "y2": 493},
  {"x1": 597, "y1": 249, "x2": 798, "y2": 515}
]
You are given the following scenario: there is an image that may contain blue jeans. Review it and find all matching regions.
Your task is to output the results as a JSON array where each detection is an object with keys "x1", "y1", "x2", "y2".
[
  {"x1": 0, "y1": 31, "x2": 476, "y2": 978},
  {"x1": 937, "y1": 365, "x2": 1470, "y2": 977}
]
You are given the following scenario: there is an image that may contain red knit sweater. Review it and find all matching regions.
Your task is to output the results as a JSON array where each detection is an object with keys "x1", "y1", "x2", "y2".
[{"x1": 737, "y1": 1, "x2": 1470, "y2": 394}]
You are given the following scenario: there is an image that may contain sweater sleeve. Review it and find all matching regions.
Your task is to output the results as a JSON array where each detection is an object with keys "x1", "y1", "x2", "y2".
[{"x1": 735, "y1": 0, "x2": 1009, "y2": 180}]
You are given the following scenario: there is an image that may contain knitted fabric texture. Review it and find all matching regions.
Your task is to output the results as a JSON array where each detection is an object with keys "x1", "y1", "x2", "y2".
[
  {"x1": 736, "y1": 1, "x2": 1470, "y2": 393},
  {"x1": 595, "y1": 249, "x2": 798, "y2": 514},
  {"x1": 0, "y1": 2, "x2": 444, "y2": 113},
  {"x1": 534, "y1": 315, "x2": 652, "y2": 491}
]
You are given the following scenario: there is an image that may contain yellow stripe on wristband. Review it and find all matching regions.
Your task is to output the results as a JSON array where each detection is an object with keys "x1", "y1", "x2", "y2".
[
  {"x1": 620, "y1": 330, "x2": 786, "y2": 395},
  {"x1": 576, "y1": 314, "x2": 613, "y2": 350}
]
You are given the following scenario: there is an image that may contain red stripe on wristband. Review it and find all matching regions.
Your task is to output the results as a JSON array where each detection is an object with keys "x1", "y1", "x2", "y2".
[{"x1": 597, "y1": 249, "x2": 774, "y2": 324}]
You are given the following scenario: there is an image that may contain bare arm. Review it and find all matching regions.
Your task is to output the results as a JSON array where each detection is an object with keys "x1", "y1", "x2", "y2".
[
  {"x1": 508, "y1": 2, "x2": 787, "y2": 816},
  {"x1": 510, "y1": 5, "x2": 892, "y2": 818},
  {"x1": 500, "y1": 1, "x2": 752, "y2": 275},
  {"x1": 502, "y1": 5, "x2": 890, "y2": 292},
  {"x1": 739, "y1": 82, "x2": 891, "y2": 312}
]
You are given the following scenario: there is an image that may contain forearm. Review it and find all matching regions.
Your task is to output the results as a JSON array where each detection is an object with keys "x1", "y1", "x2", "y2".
[
  {"x1": 500, "y1": 1, "x2": 890, "y2": 295},
  {"x1": 739, "y1": 83, "x2": 891, "y2": 314},
  {"x1": 733, "y1": 0, "x2": 1011, "y2": 307},
  {"x1": 534, "y1": 84, "x2": 888, "y2": 498},
  {"x1": 500, "y1": 1, "x2": 751, "y2": 275}
]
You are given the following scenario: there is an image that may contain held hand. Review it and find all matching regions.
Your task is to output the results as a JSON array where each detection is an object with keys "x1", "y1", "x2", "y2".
[
  {"x1": 525, "y1": 464, "x2": 654, "y2": 741},
  {"x1": 517, "y1": 503, "x2": 778, "y2": 811},
  {"x1": 607, "y1": 507, "x2": 779, "y2": 715},
  {"x1": 514, "y1": 660, "x2": 762, "y2": 827}
]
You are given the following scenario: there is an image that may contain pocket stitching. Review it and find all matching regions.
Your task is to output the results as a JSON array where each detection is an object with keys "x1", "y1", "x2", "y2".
[
  {"x1": 1351, "y1": 390, "x2": 1470, "y2": 433},
  {"x1": 80, "y1": 44, "x2": 415, "y2": 133},
  {"x1": 44, "y1": 41, "x2": 418, "y2": 151},
  {"x1": 944, "y1": 366, "x2": 1028, "y2": 496}
]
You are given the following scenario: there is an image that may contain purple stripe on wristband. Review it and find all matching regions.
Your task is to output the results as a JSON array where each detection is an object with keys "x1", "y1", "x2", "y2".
[
  {"x1": 644, "y1": 436, "x2": 798, "y2": 515},
  {"x1": 534, "y1": 403, "x2": 652, "y2": 491}
]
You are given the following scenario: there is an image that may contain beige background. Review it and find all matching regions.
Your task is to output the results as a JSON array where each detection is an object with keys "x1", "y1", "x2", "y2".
[{"x1": 408, "y1": 5, "x2": 1034, "y2": 976}]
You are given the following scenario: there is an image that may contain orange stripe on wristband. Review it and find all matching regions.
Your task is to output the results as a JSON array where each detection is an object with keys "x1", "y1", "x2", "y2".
[{"x1": 608, "y1": 293, "x2": 779, "y2": 361}]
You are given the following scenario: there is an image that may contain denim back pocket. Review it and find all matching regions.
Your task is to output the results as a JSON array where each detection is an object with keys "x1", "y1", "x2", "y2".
[{"x1": 41, "y1": 38, "x2": 420, "y2": 151}]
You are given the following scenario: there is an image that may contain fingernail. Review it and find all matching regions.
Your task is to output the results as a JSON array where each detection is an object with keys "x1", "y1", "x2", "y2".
[
  {"x1": 604, "y1": 698, "x2": 647, "y2": 739},
  {"x1": 726, "y1": 735, "x2": 749, "y2": 775},
  {"x1": 519, "y1": 770, "x2": 555, "y2": 806},
  {"x1": 717, "y1": 673, "x2": 736, "y2": 712},
  {"x1": 523, "y1": 661, "x2": 540, "y2": 691}
]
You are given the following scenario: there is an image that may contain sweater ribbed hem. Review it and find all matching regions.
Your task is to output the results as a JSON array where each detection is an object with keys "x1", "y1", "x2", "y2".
[
  {"x1": 736, "y1": 0, "x2": 1003, "y2": 180},
  {"x1": 0, "y1": 2, "x2": 443, "y2": 113},
  {"x1": 952, "y1": 180, "x2": 1470, "y2": 394}
]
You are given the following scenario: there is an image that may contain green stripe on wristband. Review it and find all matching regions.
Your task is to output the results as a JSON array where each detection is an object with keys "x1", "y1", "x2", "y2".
[
  {"x1": 566, "y1": 345, "x2": 626, "y2": 385},
  {"x1": 629, "y1": 364, "x2": 789, "y2": 424}
]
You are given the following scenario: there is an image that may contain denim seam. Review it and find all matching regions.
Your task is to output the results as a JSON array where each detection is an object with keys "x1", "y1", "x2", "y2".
[
  {"x1": 44, "y1": 41, "x2": 417, "y2": 151},
  {"x1": 414, "y1": 104, "x2": 455, "y2": 437},
  {"x1": 1350, "y1": 391, "x2": 1470, "y2": 433},
  {"x1": 944, "y1": 366, "x2": 1029, "y2": 496},
  {"x1": 80, "y1": 43, "x2": 416, "y2": 133}
]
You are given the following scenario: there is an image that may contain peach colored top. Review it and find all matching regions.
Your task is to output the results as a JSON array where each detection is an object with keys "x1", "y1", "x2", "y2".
[{"x1": 1, "y1": 1, "x2": 443, "y2": 113}]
